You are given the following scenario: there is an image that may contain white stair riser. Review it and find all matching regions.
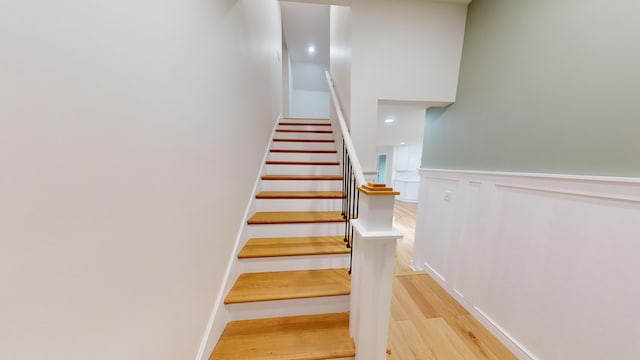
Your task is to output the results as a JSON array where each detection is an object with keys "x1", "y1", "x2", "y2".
[
  {"x1": 238, "y1": 254, "x2": 350, "y2": 273},
  {"x1": 248, "y1": 222, "x2": 345, "y2": 238},
  {"x1": 256, "y1": 198, "x2": 342, "y2": 212},
  {"x1": 226, "y1": 295, "x2": 350, "y2": 321},
  {"x1": 260, "y1": 180, "x2": 342, "y2": 192},
  {"x1": 268, "y1": 152, "x2": 338, "y2": 162},
  {"x1": 274, "y1": 132, "x2": 333, "y2": 140},
  {"x1": 280, "y1": 118, "x2": 330, "y2": 124},
  {"x1": 271, "y1": 141, "x2": 336, "y2": 151},
  {"x1": 266, "y1": 164, "x2": 340, "y2": 175},
  {"x1": 277, "y1": 125, "x2": 332, "y2": 131}
]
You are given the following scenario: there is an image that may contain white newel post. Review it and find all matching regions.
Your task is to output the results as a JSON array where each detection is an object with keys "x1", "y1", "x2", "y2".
[{"x1": 350, "y1": 183, "x2": 402, "y2": 360}]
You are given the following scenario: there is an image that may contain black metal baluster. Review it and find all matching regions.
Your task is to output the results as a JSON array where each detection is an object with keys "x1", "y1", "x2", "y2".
[
  {"x1": 341, "y1": 139, "x2": 347, "y2": 218},
  {"x1": 344, "y1": 154, "x2": 352, "y2": 245},
  {"x1": 348, "y1": 169, "x2": 358, "y2": 274}
]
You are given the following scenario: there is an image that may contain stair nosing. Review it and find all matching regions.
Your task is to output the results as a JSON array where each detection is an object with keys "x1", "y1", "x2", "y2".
[
  {"x1": 247, "y1": 211, "x2": 346, "y2": 225},
  {"x1": 273, "y1": 138, "x2": 335, "y2": 143},
  {"x1": 224, "y1": 268, "x2": 351, "y2": 304},
  {"x1": 281, "y1": 117, "x2": 330, "y2": 121},
  {"x1": 261, "y1": 175, "x2": 343, "y2": 181},
  {"x1": 269, "y1": 149, "x2": 337, "y2": 154},
  {"x1": 266, "y1": 161, "x2": 340, "y2": 166},
  {"x1": 279, "y1": 122, "x2": 331, "y2": 126},
  {"x1": 238, "y1": 236, "x2": 350, "y2": 258},
  {"x1": 275, "y1": 129, "x2": 333, "y2": 134},
  {"x1": 256, "y1": 191, "x2": 345, "y2": 199}
]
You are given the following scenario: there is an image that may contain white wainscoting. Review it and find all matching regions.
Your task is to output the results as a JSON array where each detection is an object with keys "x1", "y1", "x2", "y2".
[{"x1": 413, "y1": 169, "x2": 640, "y2": 360}]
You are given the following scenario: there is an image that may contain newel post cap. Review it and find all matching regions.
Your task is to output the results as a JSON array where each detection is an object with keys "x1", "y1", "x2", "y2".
[
  {"x1": 358, "y1": 183, "x2": 400, "y2": 196},
  {"x1": 355, "y1": 183, "x2": 398, "y2": 232}
]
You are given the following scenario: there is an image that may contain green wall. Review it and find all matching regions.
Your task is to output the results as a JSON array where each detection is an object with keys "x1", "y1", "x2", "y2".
[{"x1": 422, "y1": 0, "x2": 640, "y2": 176}]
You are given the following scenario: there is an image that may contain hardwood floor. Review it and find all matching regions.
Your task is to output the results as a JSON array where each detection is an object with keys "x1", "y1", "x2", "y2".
[
  {"x1": 388, "y1": 200, "x2": 516, "y2": 360},
  {"x1": 392, "y1": 200, "x2": 419, "y2": 275}
]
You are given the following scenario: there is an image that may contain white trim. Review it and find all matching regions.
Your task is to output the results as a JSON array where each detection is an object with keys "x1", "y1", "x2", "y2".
[
  {"x1": 420, "y1": 168, "x2": 640, "y2": 184},
  {"x1": 453, "y1": 288, "x2": 464, "y2": 299},
  {"x1": 408, "y1": 261, "x2": 423, "y2": 272},
  {"x1": 423, "y1": 262, "x2": 446, "y2": 282},
  {"x1": 350, "y1": 219, "x2": 402, "y2": 240},
  {"x1": 195, "y1": 114, "x2": 282, "y2": 360},
  {"x1": 473, "y1": 306, "x2": 538, "y2": 360},
  {"x1": 495, "y1": 183, "x2": 640, "y2": 204}
]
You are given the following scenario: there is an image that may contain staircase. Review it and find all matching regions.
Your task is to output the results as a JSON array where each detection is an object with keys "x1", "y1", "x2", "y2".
[{"x1": 209, "y1": 118, "x2": 356, "y2": 360}]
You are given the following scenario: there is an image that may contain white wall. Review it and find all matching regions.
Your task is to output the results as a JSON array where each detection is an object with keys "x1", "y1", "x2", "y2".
[
  {"x1": 291, "y1": 90, "x2": 331, "y2": 118},
  {"x1": 289, "y1": 62, "x2": 330, "y2": 118},
  {"x1": 414, "y1": 169, "x2": 640, "y2": 360},
  {"x1": 288, "y1": 54, "x2": 294, "y2": 117},
  {"x1": 329, "y1": 5, "x2": 352, "y2": 127},
  {"x1": 377, "y1": 103, "x2": 426, "y2": 146},
  {"x1": 0, "y1": 1, "x2": 282, "y2": 359},
  {"x1": 283, "y1": 42, "x2": 291, "y2": 117},
  {"x1": 292, "y1": 62, "x2": 329, "y2": 91},
  {"x1": 349, "y1": 0, "x2": 468, "y2": 173}
]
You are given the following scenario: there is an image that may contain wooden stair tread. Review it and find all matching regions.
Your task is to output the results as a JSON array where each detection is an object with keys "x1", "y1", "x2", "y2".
[
  {"x1": 270, "y1": 149, "x2": 337, "y2": 154},
  {"x1": 276, "y1": 129, "x2": 333, "y2": 134},
  {"x1": 281, "y1": 117, "x2": 330, "y2": 121},
  {"x1": 273, "y1": 138, "x2": 335, "y2": 143},
  {"x1": 238, "y1": 236, "x2": 349, "y2": 258},
  {"x1": 256, "y1": 191, "x2": 344, "y2": 199},
  {"x1": 225, "y1": 268, "x2": 350, "y2": 304},
  {"x1": 248, "y1": 211, "x2": 345, "y2": 224},
  {"x1": 210, "y1": 312, "x2": 354, "y2": 360},
  {"x1": 262, "y1": 175, "x2": 342, "y2": 181},
  {"x1": 266, "y1": 161, "x2": 339, "y2": 166},
  {"x1": 279, "y1": 122, "x2": 331, "y2": 126}
]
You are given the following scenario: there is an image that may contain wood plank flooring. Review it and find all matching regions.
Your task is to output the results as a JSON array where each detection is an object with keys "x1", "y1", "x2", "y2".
[
  {"x1": 388, "y1": 200, "x2": 517, "y2": 360},
  {"x1": 210, "y1": 312, "x2": 355, "y2": 360}
]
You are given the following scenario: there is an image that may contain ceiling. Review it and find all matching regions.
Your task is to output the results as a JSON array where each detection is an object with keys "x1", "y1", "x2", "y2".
[{"x1": 280, "y1": 1, "x2": 330, "y2": 66}]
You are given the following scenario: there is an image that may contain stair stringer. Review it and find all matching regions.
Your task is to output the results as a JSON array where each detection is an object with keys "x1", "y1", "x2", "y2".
[{"x1": 195, "y1": 114, "x2": 281, "y2": 360}]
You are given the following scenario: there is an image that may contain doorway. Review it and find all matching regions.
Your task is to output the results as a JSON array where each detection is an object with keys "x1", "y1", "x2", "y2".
[{"x1": 377, "y1": 154, "x2": 387, "y2": 184}]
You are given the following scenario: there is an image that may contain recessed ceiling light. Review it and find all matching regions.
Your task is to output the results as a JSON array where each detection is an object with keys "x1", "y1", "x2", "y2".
[
  {"x1": 307, "y1": 45, "x2": 316, "y2": 54},
  {"x1": 400, "y1": 142, "x2": 406, "y2": 145},
  {"x1": 384, "y1": 118, "x2": 395, "y2": 124}
]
